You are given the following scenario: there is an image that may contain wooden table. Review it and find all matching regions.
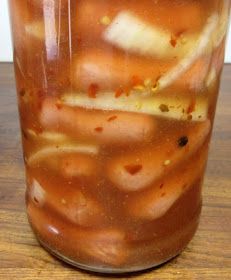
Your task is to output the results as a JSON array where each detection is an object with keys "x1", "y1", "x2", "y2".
[{"x1": 0, "y1": 63, "x2": 230, "y2": 280}]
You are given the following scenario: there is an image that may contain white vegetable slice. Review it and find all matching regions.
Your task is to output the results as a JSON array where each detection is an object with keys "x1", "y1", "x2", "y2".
[
  {"x1": 213, "y1": 0, "x2": 230, "y2": 48},
  {"x1": 27, "y1": 144, "x2": 99, "y2": 166},
  {"x1": 103, "y1": 11, "x2": 198, "y2": 59},
  {"x1": 27, "y1": 129, "x2": 69, "y2": 142},
  {"x1": 206, "y1": 67, "x2": 217, "y2": 89},
  {"x1": 29, "y1": 179, "x2": 46, "y2": 206},
  {"x1": 157, "y1": 13, "x2": 219, "y2": 91},
  {"x1": 61, "y1": 92, "x2": 208, "y2": 122}
]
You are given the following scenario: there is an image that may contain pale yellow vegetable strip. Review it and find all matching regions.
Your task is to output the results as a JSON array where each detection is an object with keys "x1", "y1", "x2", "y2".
[
  {"x1": 103, "y1": 11, "x2": 197, "y2": 59},
  {"x1": 214, "y1": 0, "x2": 230, "y2": 48},
  {"x1": 27, "y1": 144, "x2": 99, "y2": 166},
  {"x1": 61, "y1": 92, "x2": 208, "y2": 122},
  {"x1": 158, "y1": 13, "x2": 219, "y2": 91},
  {"x1": 27, "y1": 129, "x2": 69, "y2": 141}
]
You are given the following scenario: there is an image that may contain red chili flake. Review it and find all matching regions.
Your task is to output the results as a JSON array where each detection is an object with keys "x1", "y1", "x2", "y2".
[
  {"x1": 161, "y1": 192, "x2": 166, "y2": 197},
  {"x1": 170, "y1": 35, "x2": 177, "y2": 47},
  {"x1": 88, "y1": 83, "x2": 99, "y2": 98},
  {"x1": 124, "y1": 164, "x2": 142, "y2": 175},
  {"x1": 159, "y1": 183, "x2": 164, "y2": 189},
  {"x1": 94, "y1": 127, "x2": 103, "y2": 133},
  {"x1": 187, "y1": 98, "x2": 196, "y2": 114},
  {"x1": 55, "y1": 103, "x2": 63, "y2": 110},
  {"x1": 182, "y1": 184, "x2": 187, "y2": 190},
  {"x1": 34, "y1": 126, "x2": 43, "y2": 134},
  {"x1": 131, "y1": 75, "x2": 143, "y2": 87},
  {"x1": 175, "y1": 29, "x2": 186, "y2": 37},
  {"x1": 19, "y1": 89, "x2": 26, "y2": 97},
  {"x1": 187, "y1": 114, "x2": 193, "y2": 121},
  {"x1": 115, "y1": 88, "x2": 124, "y2": 98},
  {"x1": 125, "y1": 90, "x2": 131, "y2": 97},
  {"x1": 64, "y1": 161, "x2": 70, "y2": 167},
  {"x1": 107, "y1": 115, "x2": 117, "y2": 122},
  {"x1": 37, "y1": 90, "x2": 46, "y2": 99}
]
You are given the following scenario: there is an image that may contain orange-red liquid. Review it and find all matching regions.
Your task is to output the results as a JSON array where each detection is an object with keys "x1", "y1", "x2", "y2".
[{"x1": 9, "y1": 0, "x2": 230, "y2": 272}]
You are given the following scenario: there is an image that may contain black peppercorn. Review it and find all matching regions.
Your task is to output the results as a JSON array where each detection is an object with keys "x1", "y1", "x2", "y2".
[{"x1": 178, "y1": 136, "x2": 189, "y2": 147}]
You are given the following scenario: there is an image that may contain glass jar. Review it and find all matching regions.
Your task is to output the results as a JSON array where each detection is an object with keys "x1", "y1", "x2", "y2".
[{"x1": 9, "y1": 0, "x2": 230, "y2": 273}]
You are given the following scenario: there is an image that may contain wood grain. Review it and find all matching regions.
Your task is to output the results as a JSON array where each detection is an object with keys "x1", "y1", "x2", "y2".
[{"x1": 0, "y1": 63, "x2": 230, "y2": 280}]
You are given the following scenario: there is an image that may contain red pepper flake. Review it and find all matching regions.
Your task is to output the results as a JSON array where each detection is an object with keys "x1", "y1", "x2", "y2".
[
  {"x1": 64, "y1": 162, "x2": 69, "y2": 167},
  {"x1": 37, "y1": 90, "x2": 46, "y2": 99},
  {"x1": 182, "y1": 184, "x2": 187, "y2": 190},
  {"x1": 175, "y1": 29, "x2": 186, "y2": 37},
  {"x1": 33, "y1": 126, "x2": 43, "y2": 134},
  {"x1": 94, "y1": 127, "x2": 103, "y2": 133},
  {"x1": 187, "y1": 114, "x2": 193, "y2": 121},
  {"x1": 107, "y1": 115, "x2": 117, "y2": 122},
  {"x1": 159, "y1": 183, "x2": 164, "y2": 189},
  {"x1": 55, "y1": 103, "x2": 63, "y2": 110},
  {"x1": 170, "y1": 35, "x2": 177, "y2": 47},
  {"x1": 187, "y1": 98, "x2": 196, "y2": 114},
  {"x1": 131, "y1": 75, "x2": 143, "y2": 87},
  {"x1": 125, "y1": 90, "x2": 131, "y2": 97},
  {"x1": 115, "y1": 88, "x2": 124, "y2": 98},
  {"x1": 88, "y1": 83, "x2": 99, "y2": 98},
  {"x1": 124, "y1": 164, "x2": 143, "y2": 175},
  {"x1": 33, "y1": 197, "x2": 39, "y2": 204},
  {"x1": 19, "y1": 89, "x2": 26, "y2": 97},
  {"x1": 161, "y1": 192, "x2": 166, "y2": 197}
]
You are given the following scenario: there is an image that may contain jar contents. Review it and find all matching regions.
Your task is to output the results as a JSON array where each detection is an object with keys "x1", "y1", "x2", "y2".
[{"x1": 9, "y1": 0, "x2": 230, "y2": 273}]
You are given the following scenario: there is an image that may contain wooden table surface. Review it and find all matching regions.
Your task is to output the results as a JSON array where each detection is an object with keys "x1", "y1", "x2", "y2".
[{"x1": 0, "y1": 63, "x2": 230, "y2": 280}]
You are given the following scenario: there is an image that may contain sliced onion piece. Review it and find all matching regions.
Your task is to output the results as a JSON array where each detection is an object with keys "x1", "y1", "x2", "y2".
[
  {"x1": 27, "y1": 144, "x2": 99, "y2": 166},
  {"x1": 29, "y1": 179, "x2": 46, "y2": 207},
  {"x1": 103, "y1": 11, "x2": 198, "y2": 59},
  {"x1": 157, "y1": 13, "x2": 219, "y2": 91},
  {"x1": 213, "y1": 0, "x2": 230, "y2": 49},
  {"x1": 27, "y1": 129, "x2": 69, "y2": 142},
  {"x1": 61, "y1": 92, "x2": 208, "y2": 122}
]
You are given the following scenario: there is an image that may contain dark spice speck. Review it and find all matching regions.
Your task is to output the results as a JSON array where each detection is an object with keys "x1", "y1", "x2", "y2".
[{"x1": 178, "y1": 136, "x2": 189, "y2": 147}]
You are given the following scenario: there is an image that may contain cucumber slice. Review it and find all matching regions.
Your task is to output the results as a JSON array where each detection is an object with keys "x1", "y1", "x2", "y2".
[
  {"x1": 103, "y1": 11, "x2": 198, "y2": 59},
  {"x1": 61, "y1": 92, "x2": 208, "y2": 122}
]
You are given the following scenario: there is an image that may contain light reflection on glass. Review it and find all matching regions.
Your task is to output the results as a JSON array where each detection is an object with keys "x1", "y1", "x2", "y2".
[{"x1": 43, "y1": 0, "x2": 57, "y2": 60}]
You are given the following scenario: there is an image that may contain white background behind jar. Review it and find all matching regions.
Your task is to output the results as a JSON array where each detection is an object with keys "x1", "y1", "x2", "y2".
[{"x1": 1, "y1": 0, "x2": 230, "y2": 62}]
